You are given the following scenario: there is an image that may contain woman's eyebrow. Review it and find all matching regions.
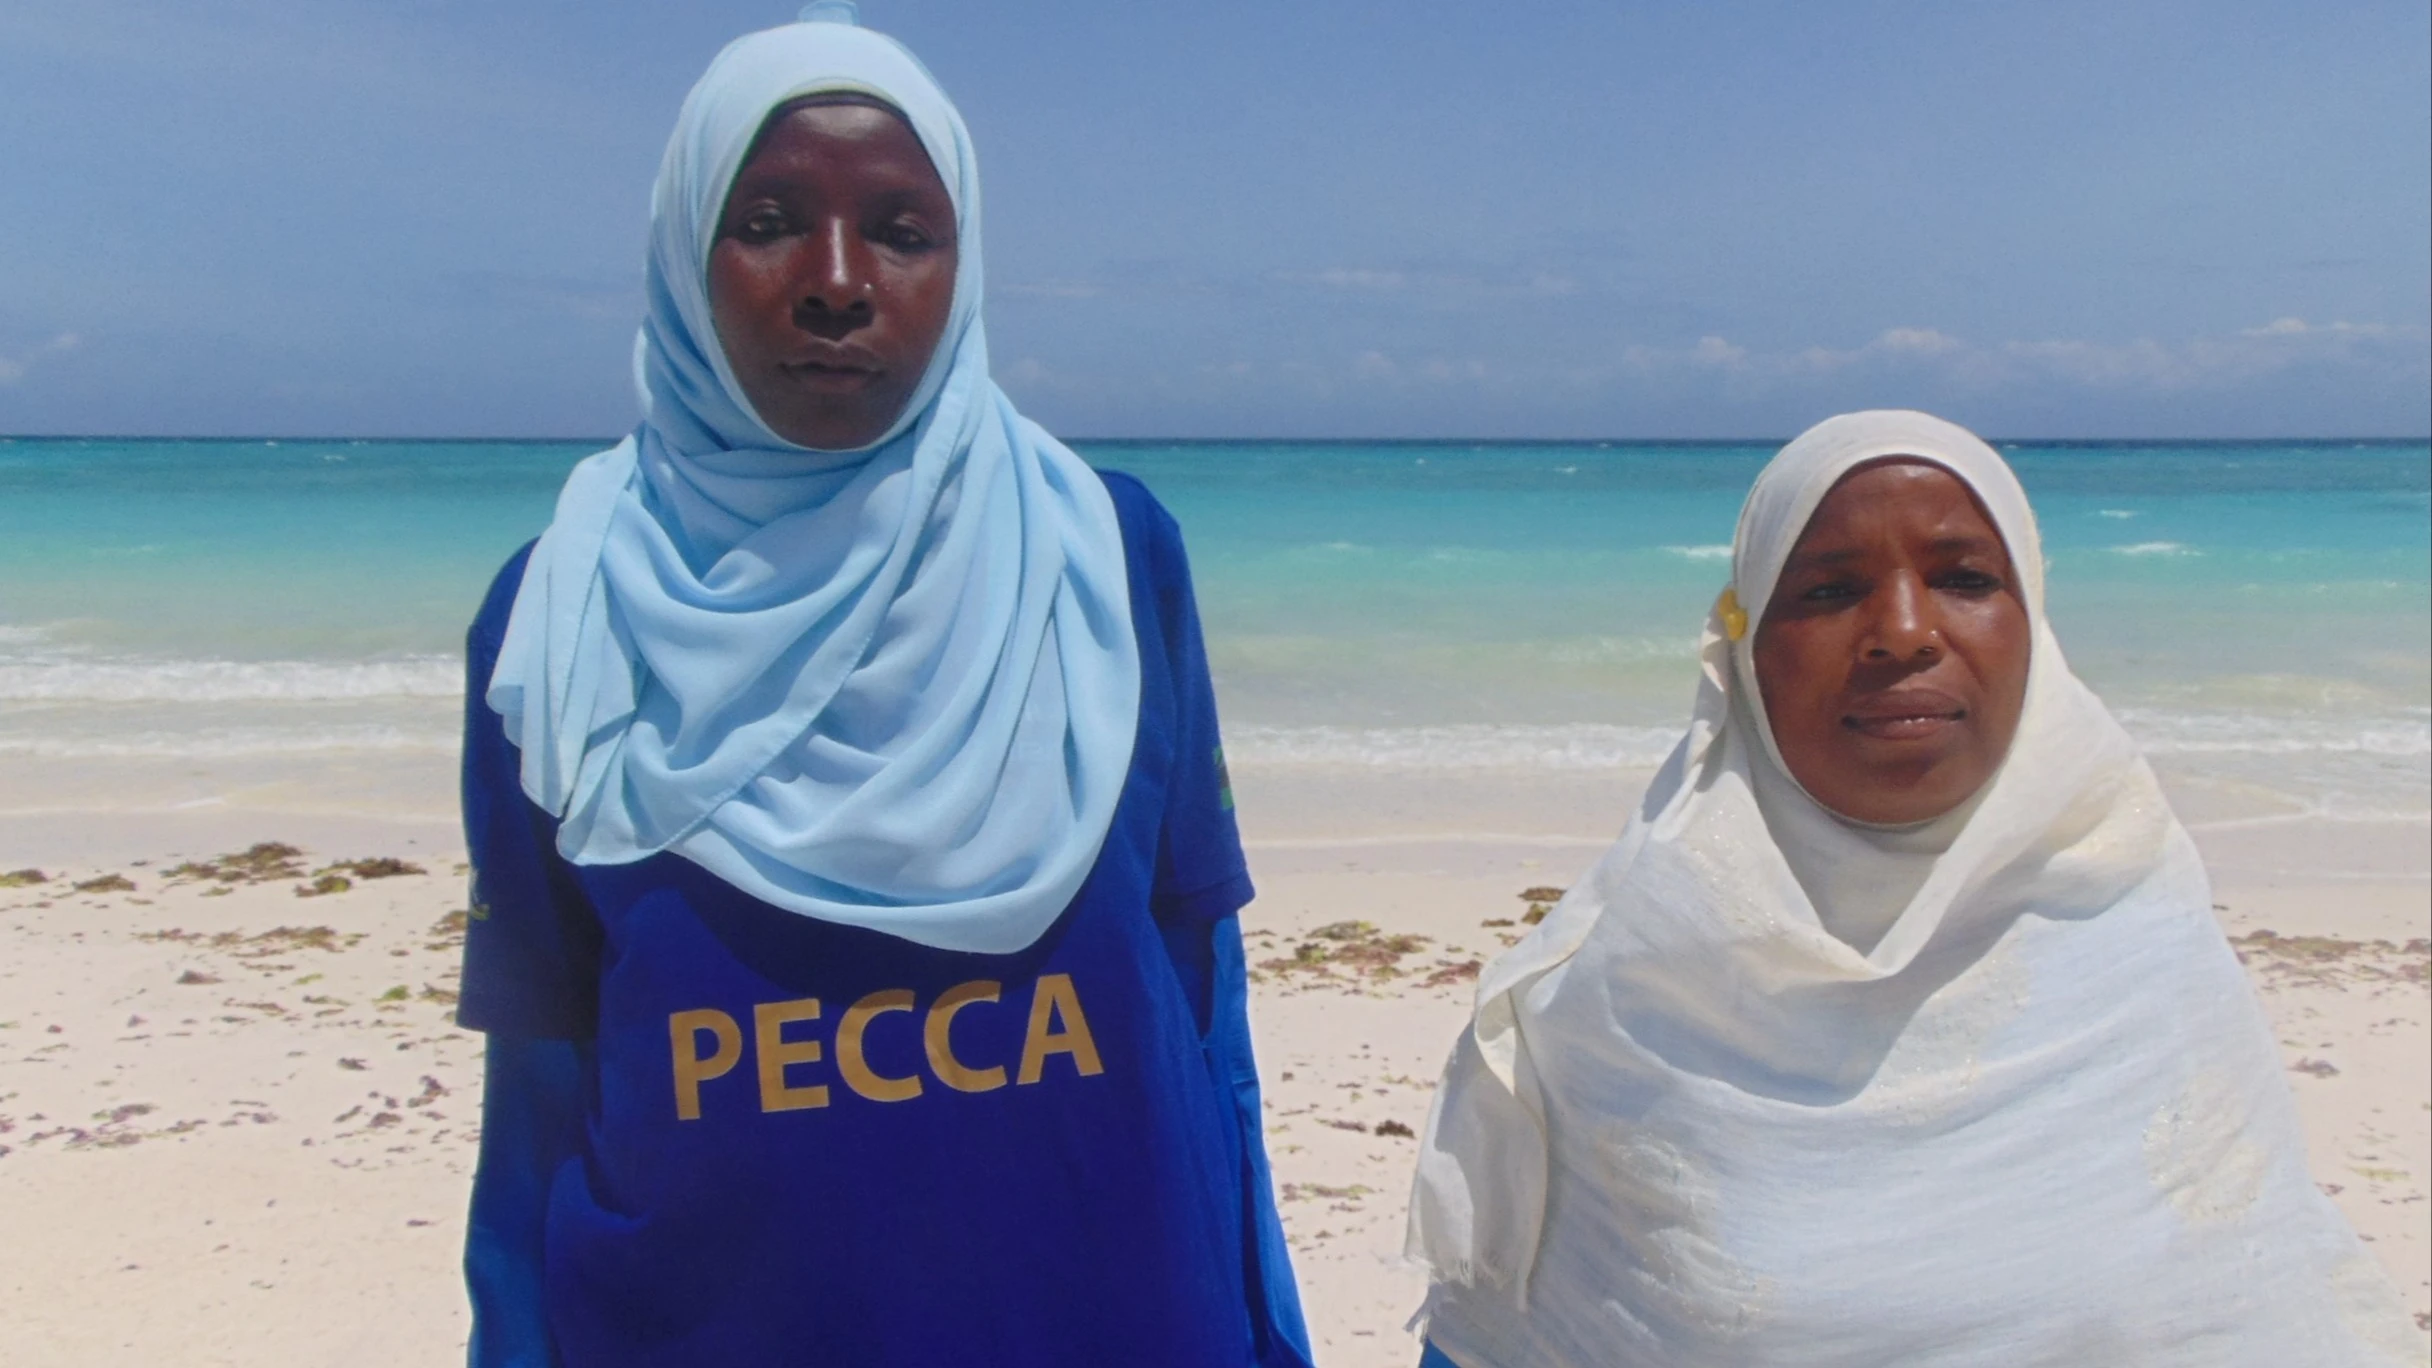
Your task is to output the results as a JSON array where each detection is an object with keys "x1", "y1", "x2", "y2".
[
  {"x1": 1929, "y1": 534, "x2": 2005, "y2": 556},
  {"x1": 1783, "y1": 533, "x2": 2003, "y2": 571}
]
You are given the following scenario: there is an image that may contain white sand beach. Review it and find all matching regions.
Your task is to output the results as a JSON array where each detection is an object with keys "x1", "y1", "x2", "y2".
[{"x1": 0, "y1": 754, "x2": 2423, "y2": 1366}]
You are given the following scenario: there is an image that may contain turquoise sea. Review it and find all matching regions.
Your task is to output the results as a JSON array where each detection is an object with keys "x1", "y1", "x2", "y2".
[{"x1": 1, "y1": 437, "x2": 2425, "y2": 819}]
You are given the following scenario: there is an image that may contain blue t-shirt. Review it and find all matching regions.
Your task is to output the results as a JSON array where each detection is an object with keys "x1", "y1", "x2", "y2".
[{"x1": 458, "y1": 471, "x2": 1310, "y2": 1368}]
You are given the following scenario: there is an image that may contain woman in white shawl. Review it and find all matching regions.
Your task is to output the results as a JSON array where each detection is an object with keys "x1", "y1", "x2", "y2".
[{"x1": 1408, "y1": 410, "x2": 2423, "y2": 1367}]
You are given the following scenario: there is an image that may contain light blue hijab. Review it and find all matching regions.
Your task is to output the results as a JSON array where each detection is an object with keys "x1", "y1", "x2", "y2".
[{"x1": 486, "y1": 5, "x2": 1140, "y2": 955}]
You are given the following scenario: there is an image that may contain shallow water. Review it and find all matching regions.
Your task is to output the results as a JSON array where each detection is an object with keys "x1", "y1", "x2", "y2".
[{"x1": 1, "y1": 436, "x2": 2423, "y2": 819}]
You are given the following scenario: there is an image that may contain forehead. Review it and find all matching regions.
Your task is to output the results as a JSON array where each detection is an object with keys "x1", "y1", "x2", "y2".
[
  {"x1": 1792, "y1": 458, "x2": 2012, "y2": 557},
  {"x1": 733, "y1": 97, "x2": 942, "y2": 185}
]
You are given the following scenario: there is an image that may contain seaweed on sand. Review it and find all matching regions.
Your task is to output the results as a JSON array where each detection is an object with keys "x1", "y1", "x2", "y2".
[
  {"x1": 141, "y1": 925, "x2": 365, "y2": 959},
  {"x1": 166, "y1": 843, "x2": 307, "y2": 885},
  {"x1": 2230, "y1": 929, "x2": 2431, "y2": 988},
  {"x1": 1257, "y1": 920, "x2": 1432, "y2": 984},
  {"x1": 1517, "y1": 886, "x2": 1566, "y2": 925},
  {"x1": 293, "y1": 857, "x2": 428, "y2": 897}
]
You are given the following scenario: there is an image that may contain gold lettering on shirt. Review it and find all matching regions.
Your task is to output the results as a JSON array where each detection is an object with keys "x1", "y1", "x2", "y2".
[
  {"x1": 669, "y1": 1008, "x2": 742, "y2": 1121},
  {"x1": 836, "y1": 988, "x2": 923, "y2": 1103},
  {"x1": 752, "y1": 997, "x2": 830, "y2": 1113},
  {"x1": 669, "y1": 973, "x2": 1107, "y2": 1119},
  {"x1": 1017, "y1": 973, "x2": 1104, "y2": 1085},
  {"x1": 924, "y1": 980, "x2": 1007, "y2": 1093}
]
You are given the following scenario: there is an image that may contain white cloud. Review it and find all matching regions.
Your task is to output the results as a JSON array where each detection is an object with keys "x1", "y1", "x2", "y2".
[
  {"x1": 0, "y1": 331, "x2": 83, "y2": 387},
  {"x1": 1791, "y1": 327, "x2": 1966, "y2": 374},
  {"x1": 1602, "y1": 317, "x2": 2425, "y2": 396},
  {"x1": 1689, "y1": 336, "x2": 1747, "y2": 368},
  {"x1": 1305, "y1": 268, "x2": 1408, "y2": 291},
  {"x1": 999, "y1": 280, "x2": 1104, "y2": 300},
  {"x1": 1000, "y1": 357, "x2": 1108, "y2": 399},
  {"x1": 1311, "y1": 350, "x2": 1498, "y2": 388},
  {"x1": 1420, "y1": 358, "x2": 1490, "y2": 382},
  {"x1": 1874, "y1": 327, "x2": 1962, "y2": 356},
  {"x1": 1617, "y1": 343, "x2": 1668, "y2": 374},
  {"x1": 2237, "y1": 316, "x2": 2399, "y2": 340},
  {"x1": 1999, "y1": 336, "x2": 2188, "y2": 387},
  {"x1": 1274, "y1": 265, "x2": 1587, "y2": 300},
  {"x1": 1022, "y1": 314, "x2": 2424, "y2": 421},
  {"x1": 1351, "y1": 350, "x2": 1399, "y2": 380}
]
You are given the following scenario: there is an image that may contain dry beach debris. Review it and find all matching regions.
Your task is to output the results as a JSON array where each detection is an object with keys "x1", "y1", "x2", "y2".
[
  {"x1": 1251, "y1": 919, "x2": 1483, "y2": 993},
  {"x1": 2231, "y1": 929, "x2": 2430, "y2": 989}
]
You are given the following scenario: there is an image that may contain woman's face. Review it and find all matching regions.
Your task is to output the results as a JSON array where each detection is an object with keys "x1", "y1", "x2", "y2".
[
  {"x1": 1753, "y1": 459, "x2": 2032, "y2": 825},
  {"x1": 708, "y1": 98, "x2": 958, "y2": 450}
]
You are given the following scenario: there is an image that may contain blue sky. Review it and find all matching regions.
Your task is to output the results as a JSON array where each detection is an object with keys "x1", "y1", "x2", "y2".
[{"x1": 1, "y1": 0, "x2": 2425, "y2": 439}]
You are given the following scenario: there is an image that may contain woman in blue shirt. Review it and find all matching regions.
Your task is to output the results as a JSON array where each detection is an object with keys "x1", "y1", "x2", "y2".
[{"x1": 457, "y1": 9, "x2": 1312, "y2": 1364}]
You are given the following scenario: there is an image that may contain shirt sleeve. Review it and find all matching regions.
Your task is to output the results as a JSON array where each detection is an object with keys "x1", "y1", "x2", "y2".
[
  {"x1": 1134, "y1": 487, "x2": 1257, "y2": 926},
  {"x1": 455, "y1": 546, "x2": 603, "y2": 1040}
]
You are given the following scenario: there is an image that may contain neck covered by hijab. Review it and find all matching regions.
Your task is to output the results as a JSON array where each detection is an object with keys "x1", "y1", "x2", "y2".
[
  {"x1": 1407, "y1": 411, "x2": 2417, "y2": 1365},
  {"x1": 485, "y1": 8, "x2": 1140, "y2": 955}
]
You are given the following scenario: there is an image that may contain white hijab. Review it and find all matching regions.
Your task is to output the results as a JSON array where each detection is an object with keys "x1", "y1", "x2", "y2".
[
  {"x1": 1409, "y1": 411, "x2": 2420, "y2": 1366},
  {"x1": 485, "y1": 8, "x2": 1139, "y2": 955}
]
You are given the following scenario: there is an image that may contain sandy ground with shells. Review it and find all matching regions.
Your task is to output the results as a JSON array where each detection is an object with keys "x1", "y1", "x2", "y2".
[{"x1": 0, "y1": 763, "x2": 2424, "y2": 1366}]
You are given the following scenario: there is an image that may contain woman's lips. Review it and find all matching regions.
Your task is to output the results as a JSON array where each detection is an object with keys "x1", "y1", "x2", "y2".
[
  {"x1": 779, "y1": 353, "x2": 883, "y2": 392},
  {"x1": 1841, "y1": 690, "x2": 1968, "y2": 740}
]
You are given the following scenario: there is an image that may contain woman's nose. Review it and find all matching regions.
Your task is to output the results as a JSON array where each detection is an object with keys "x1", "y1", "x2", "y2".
[
  {"x1": 794, "y1": 217, "x2": 873, "y2": 335},
  {"x1": 1861, "y1": 573, "x2": 1941, "y2": 662}
]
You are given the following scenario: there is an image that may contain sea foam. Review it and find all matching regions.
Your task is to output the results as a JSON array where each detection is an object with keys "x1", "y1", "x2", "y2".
[
  {"x1": 2117, "y1": 708, "x2": 2430, "y2": 758},
  {"x1": 1226, "y1": 723, "x2": 1683, "y2": 770},
  {"x1": 0, "y1": 654, "x2": 463, "y2": 703},
  {"x1": 0, "y1": 725, "x2": 456, "y2": 758}
]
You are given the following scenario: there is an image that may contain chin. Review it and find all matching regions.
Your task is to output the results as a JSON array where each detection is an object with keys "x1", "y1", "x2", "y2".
[
  {"x1": 1824, "y1": 757, "x2": 1984, "y2": 825},
  {"x1": 1873, "y1": 777, "x2": 1982, "y2": 825},
  {"x1": 771, "y1": 415, "x2": 888, "y2": 450}
]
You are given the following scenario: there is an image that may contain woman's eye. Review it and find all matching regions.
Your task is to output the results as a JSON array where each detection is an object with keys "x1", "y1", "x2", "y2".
[
  {"x1": 1798, "y1": 580, "x2": 1862, "y2": 603},
  {"x1": 735, "y1": 209, "x2": 789, "y2": 241},
  {"x1": 1937, "y1": 569, "x2": 2003, "y2": 594},
  {"x1": 879, "y1": 222, "x2": 933, "y2": 251}
]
